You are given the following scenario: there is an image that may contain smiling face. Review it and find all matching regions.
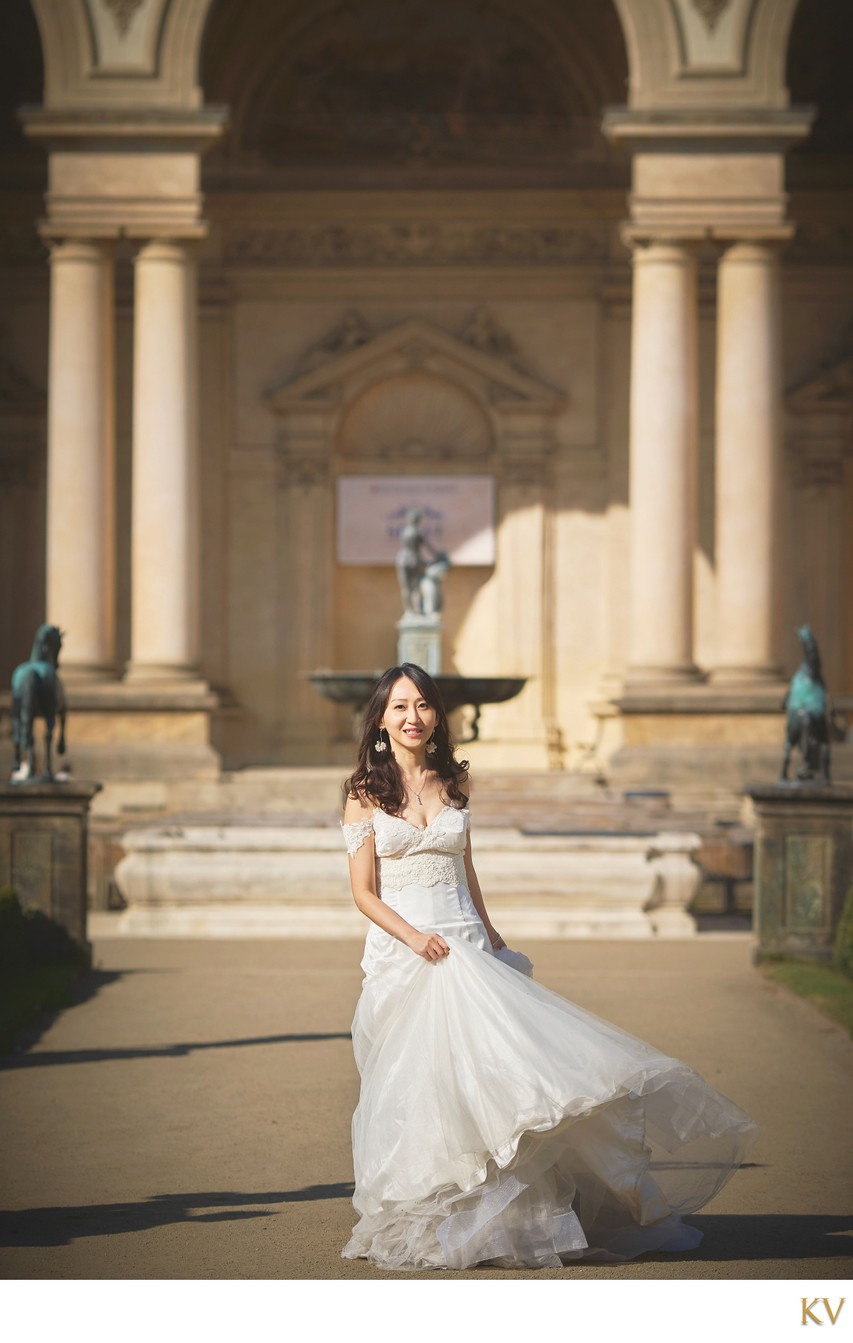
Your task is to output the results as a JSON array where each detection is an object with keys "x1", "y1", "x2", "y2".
[{"x1": 380, "y1": 675, "x2": 438, "y2": 756}]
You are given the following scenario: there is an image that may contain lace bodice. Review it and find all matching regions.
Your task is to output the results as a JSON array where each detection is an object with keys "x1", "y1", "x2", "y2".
[{"x1": 341, "y1": 805, "x2": 469, "y2": 893}]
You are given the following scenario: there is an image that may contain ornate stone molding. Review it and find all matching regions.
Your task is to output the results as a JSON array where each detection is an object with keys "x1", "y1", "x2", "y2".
[
  {"x1": 785, "y1": 224, "x2": 853, "y2": 266},
  {"x1": 786, "y1": 348, "x2": 852, "y2": 489},
  {"x1": 501, "y1": 456, "x2": 548, "y2": 489},
  {"x1": 224, "y1": 222, "x2": 611, "y2": 268},
  {"x1": 276, "y1": 454, "x2": 331, "y2": 490},
  {"x1": 485, "y1": 382, "x2": 523, "y2": 405},
  {"x1": 297, "y1": 311, "x2": 371, "y2": 375},
  {"x1": 27, "y1": 0, "x2": 219, "y2": 106},
  {"x1": 104, "y1": 0, "x2": 145, "y2": 37},
  {"x1": 272, "y1": 317, "x2": 563, "y2": 418},
  {"x1": 460, "y1": 309, "x2": 529, "y2": 374},
  {"x1": 793, "y1": 456, "x2": 846, "y2": 490},
  {"x1": 691, "y1": 0, "x2": 732, "y2": 34},
  {"x1": 270, "y1": 318, "x2": 563, "y2": 495},
  {"x1": 787, "y1": 349, "x2": 853, "y2": 425},
  {"x1": 294, "y1": 309, "x2": 533, "y2": 388},
  {"x1": 612, "y1": 0, "x2": 803, "y2": 108}
]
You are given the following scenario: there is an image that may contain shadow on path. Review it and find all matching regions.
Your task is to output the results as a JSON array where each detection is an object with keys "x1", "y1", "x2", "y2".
[
  {"x1": 682, "y1": 1213, "x2": 853, "y2": 1263},
  {"x1": 1, "y1": 1197, "x2": 851, "y2": 1265},
  {"x1": 0, "y1": 1031, "x2": 352, "y2": 1071},
  {"x1": 0, "y1": 1183, "x2": 356, "y2": 1249},
  {"x1": 0, "y1": 969, "x2": 126, "y2": 1060}
]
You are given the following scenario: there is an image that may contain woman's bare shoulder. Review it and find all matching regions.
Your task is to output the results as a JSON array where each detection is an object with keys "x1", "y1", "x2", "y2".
[{"x1": 343, "y1": 790, "x2": 374, "y2": 823}]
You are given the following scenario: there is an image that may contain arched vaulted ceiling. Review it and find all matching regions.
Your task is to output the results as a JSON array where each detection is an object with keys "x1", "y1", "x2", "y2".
[
  {"x1": 200, "y1": 0, "x2": 630, "y2": 188},
  {"x1": 787, "y1": 0, "x2": 853, "y2": 184},
  {"x1": 1, "y1": 0, "x2": 850, "y2": 190}
]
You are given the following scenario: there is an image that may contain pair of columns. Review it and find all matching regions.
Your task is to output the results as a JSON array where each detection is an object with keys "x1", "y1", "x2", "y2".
[
  {"x1": 45, "y1": 238, "x2": 200, "y2": 684},
  {"x1": 626, "y1": 237, "x2": 782, "y2": 687}
]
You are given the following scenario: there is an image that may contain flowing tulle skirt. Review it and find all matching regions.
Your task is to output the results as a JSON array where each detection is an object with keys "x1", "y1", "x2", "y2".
[{"x1": 344, "y1": 881, "x2": 757, "y2": 1271}]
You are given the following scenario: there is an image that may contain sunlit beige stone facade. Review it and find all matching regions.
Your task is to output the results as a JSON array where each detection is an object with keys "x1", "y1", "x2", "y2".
[{"x1": 0, "y1": 0, "x2": 850, "y2": 791}]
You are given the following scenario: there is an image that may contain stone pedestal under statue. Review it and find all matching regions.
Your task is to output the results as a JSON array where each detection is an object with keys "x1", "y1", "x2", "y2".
[
  {"x1": 0, "y1": 781, "x2": 102, "y2": 952},
  {"x1": 748, "y1": 783, "x2": 853, "y2": 964},
  {"x1": 396, "y1": 612, "x2": 441, "y2": 675}
]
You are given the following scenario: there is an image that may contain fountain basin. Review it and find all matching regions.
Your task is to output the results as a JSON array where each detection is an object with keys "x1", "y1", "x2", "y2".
[{"x1": 307, "y1": 671, "x2": 526, "y2": 740}]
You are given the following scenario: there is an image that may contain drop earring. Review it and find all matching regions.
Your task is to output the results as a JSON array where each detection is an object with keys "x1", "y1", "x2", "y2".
[
  {"x1": 426, "y1": 733, "x2": 437, "y2": 757},
  {"x1": 374, "y1": 727, "x2": 388, "y2": 753}
]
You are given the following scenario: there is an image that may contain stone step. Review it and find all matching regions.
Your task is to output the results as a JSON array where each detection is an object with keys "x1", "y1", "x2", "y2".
[
  {"x1": 82, "y1": 766, "x2": 760, "y2": 914},
  {"x1": 109, "y1": 821, "x2": 705, "y2": 940}
]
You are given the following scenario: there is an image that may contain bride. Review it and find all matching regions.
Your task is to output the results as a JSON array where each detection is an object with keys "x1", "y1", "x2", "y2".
[{"x1": 341, "y1": 663, "x2": 757, "y2": 1271}]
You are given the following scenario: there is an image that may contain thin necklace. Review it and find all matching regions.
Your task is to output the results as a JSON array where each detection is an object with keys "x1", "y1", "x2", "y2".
[{"x1": 406, "y1": 773, "x2": 429, "y2": 805}]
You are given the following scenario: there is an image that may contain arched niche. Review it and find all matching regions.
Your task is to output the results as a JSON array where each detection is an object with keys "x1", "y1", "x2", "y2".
[
  {"x1": 265, "y1": 316, "x2": 563, "y2": 761},
  {"x1": 334, "y1": 368, "x2": 496, "y2": 679}
]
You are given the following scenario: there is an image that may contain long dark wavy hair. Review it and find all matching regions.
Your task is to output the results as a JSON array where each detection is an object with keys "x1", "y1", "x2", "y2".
[{"x1": 343, "y1": 663, "x2": 469, "y2": 814}]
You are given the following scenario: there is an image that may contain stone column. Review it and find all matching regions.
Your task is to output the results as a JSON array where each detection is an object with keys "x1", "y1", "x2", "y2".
[
  {"x1": 45, "y1": 240, "x2": 115, "y2": 678},
  {"x1": 126, "y1": 240, "x2": 200, "y2": 684},
  {"x1": 711, "y1": 241, "x2": 782, "y2": 683},
  {"x1": 625, "y1": 240, "x2": 699, "y2": 684}
]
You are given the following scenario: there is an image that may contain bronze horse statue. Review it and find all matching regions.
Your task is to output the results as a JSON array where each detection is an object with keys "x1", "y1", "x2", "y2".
[
  {"x1": 780, "y1": 624, "x2": 830, "y2": 783},
  {"x1": 11, "y1": 624, "x2": 67, "y2": 782}
]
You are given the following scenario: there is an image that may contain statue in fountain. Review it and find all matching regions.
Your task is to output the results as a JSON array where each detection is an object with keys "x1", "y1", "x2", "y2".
[
  {"x1": 420, "y1": 551, "x2": 451, "y2": 616},
  {"x1": 394, "y1": 511, "x2": 452, "y2": 676},
  {"x1": 779, "y1": 624, "x2": 831, "y2": 783},
  {"x1": 395, "y1": 510, "x2": 451, "y2": 616}
]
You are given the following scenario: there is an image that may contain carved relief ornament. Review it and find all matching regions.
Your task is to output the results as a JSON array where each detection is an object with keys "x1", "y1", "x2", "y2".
[
  {"x1": 280, "y1": 453, "x2": 333, "y2": 491},
  {"x1": 277, "y1": 454, "x2": 331, "y2": 490},
  {"x1": 691, "y1": 0, "x2": 732, "y2": 33},
  {"x1": 501, "y1": 456, "x2": 549, "y2": 489},
  {"x1": 297, "y1": 311, "x2": 371, "y2": 375},
  {"x1": 225, "y1": 221, "x2": 611, "y2": 268},
  {"x1": 104, "y1": 0, "x2": 145, "y2": 37},
  {"x1": 794, "y1": 456, "x2": 845, "y2": 490},
  {"x1": 269, "y1": 317, "x2": 563, "y2": 489}
]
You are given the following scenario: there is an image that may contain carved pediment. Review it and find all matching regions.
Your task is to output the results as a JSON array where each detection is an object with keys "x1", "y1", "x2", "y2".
[
  {"x1": 786, "y1": 350, "x2": 853, "y2": 473},
  {"x1": 788, "y1": 352, "x2": 853, "y2": 411},
  {"x1": 266, "y1": 315, "x2": 564, "y2": 414}
]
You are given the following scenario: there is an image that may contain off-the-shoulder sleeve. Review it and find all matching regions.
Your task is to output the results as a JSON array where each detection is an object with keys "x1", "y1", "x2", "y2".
[{"x1": 341, "y1": 816, "x2": 374, "y2": 857}]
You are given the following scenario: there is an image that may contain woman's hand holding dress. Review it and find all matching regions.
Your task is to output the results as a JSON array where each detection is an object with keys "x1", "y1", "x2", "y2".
[{"x1": 406, "y1": 930, "x2": 450, "y2": 961}]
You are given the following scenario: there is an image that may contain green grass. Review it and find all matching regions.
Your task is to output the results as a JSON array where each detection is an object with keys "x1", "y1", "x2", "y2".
[
  {"x1": 761, "y1": 959, "x2": 853, "y2": 1038},
  {"x1": 0, "y1": 962, "x2": 81, "y2": 1054},
  {"x1": 0, "y1": 887, "x2": 87, "y2": 1053}
]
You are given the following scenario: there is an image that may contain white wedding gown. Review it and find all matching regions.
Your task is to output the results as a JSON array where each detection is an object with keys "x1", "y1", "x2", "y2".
[{"x1": 341, "y1": 805, "x2": 757, "y2": 1271}]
